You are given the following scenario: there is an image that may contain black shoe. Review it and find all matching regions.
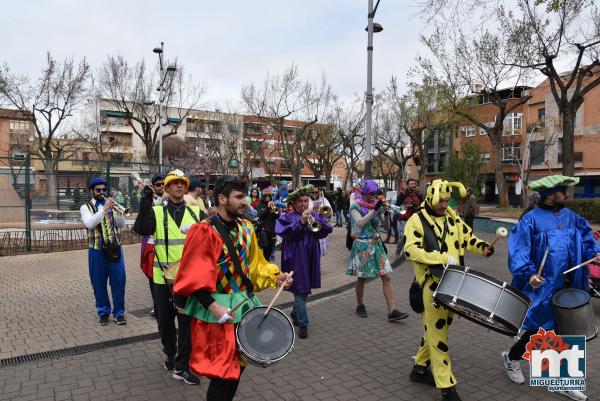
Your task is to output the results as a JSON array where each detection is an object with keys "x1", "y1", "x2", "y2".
[
  {"x1": 441, "y1": 386, "x2": 462, "y2": 401},
  {"x1": 290, "y1": 311, "x2": 299, "y2": 327},
  {"x1": 113, "y1": 316, "x2": 127, "y2": 325},
  {"x1": 356, "y1": 304, "x2": 368, "y2": 317},
  {"x1": 164, "y1": 358, "x2": 174, "y2": 371},
  {"x1": 173, "y1": 370, "x2": 200, "y2": 385},
  {"x1": 99, "y1": 315, "x2": 109, "y2": 326},
  {"x1": 409, "y1": 365, "x2": 436, "y2": 387},
  {"x1": 388, "y1": 309, "x2": 409, "y2": 321},
  {"x1": 298, "y1": 326, "x2": 308, "y2": 339}
]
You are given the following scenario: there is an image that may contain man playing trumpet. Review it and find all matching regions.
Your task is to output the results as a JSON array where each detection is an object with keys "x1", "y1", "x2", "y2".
[
  {"x1": 309, "y1": 187, "x2": 332, "y2": 256},
  {"x1": 80, "y1": 178, "x2": 127, "y2": 326},
  {"x1": 276, "y1": 184, "x2": 332, "y2": 339}
]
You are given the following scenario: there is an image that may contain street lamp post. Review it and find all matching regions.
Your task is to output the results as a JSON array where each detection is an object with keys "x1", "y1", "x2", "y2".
[
  {"x1": 364, "y1": 0, "x2": 383, "y2": 179},
  {"x1": 152, "y1": 42, "x2": 177, "y2": 173}
]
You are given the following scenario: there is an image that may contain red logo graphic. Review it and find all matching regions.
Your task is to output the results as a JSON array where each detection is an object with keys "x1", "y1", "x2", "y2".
[{"x1": 522, "y1": 328, "x2": 570, "y2": 372}]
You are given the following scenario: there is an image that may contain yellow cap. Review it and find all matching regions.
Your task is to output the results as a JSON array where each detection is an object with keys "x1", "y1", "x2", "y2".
[{"x1": 164, "y1": 169, "x2": 190, "y2": 191}]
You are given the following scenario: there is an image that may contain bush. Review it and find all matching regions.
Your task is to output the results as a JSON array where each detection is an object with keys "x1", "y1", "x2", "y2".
[{"x1": 566, "y1": 199, "x2": 600, "y2": 224}]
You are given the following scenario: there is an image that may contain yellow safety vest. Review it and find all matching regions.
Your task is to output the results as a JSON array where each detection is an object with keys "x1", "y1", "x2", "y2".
[{"x1": 153, "y1": 204, "x2": 202, "y2": 285}]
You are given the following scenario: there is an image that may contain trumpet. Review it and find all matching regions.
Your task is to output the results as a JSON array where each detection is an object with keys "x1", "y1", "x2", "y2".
[
  {"x1": 269, "y1": 203, "x2": 281, "y2": 216},
  {"x1": 307, "y1": 215, "x2": 322, "y2": 233},
  {"x1": 132, "y1": 172, "x2": 155, "y2": 194},
  {"x1": 317, "y1": 205, "x2": 333, "y2": 217},
  {"x1": 383, "y1": 201, "x2": 407, "y2": 215},
  {"x1": 102, "y1": 195, "x2": 132, "y2": 217}
]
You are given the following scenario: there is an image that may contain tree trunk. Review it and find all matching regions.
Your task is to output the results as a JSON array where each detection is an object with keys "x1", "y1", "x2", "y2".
[
  {"x1": 561, "y1": 110, "x2": 576, "y2": 177},
  {"x1": 43, "y1": 157, "x2": 58, "y2": 208},
  {"x1": 493, "y1": 142, "x2": 510, "y2": 208}
]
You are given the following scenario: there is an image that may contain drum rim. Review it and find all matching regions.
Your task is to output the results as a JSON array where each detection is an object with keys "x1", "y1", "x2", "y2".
[
  {"x1": 443, "y1": 265, "x2": 531, "y2": 305},
  {"x1": 434, "y1": 293, "x2": 521, "y2": 337},
  {"x1": 552, "y1": 288, "x2": 591, "y2": 310},
  {"x1": 235, "y1": 306, "x2": 295, "y2": 366}
]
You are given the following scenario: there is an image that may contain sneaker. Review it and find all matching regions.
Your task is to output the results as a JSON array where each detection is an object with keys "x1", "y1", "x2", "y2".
[
  {"x1": 99, "y1": 315, "x2": 109, "y2": 326},
  {"x1": 298, "y1": 326, "x2": 308, "y2": 339},
  {"x1": 290, "y1": 311, "x2": 299, "y2": 327},
  {"x1": 409, "y1": 365, "x2": 436, "y2": 387},
  {"x1": 556, "y1": 390, "x2": 588, "y2": 401},
  {"x1": 356, "y1": 304, "x2": 368, "y2": 318},
  {"x1": 501, "y1": 351, "x2": 524, "y2": 384},
  {"x1": 164, "y1": 358, "x2": 174, "y2": 371},
  {"x1": 388, "y1": 309, "x2": 409, "y2": 321},
  {"x1": 441, "y1": 386, "x2": 462, "y2": 401},
  {"x1": 173, "y1": 370, "x2": 200, "y2": 385},
  {"x1": 113, "y1": 316, "x2": 127, "y2": 325}
]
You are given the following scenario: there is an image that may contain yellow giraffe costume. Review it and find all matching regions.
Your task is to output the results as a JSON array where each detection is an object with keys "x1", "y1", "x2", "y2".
[{"x1": 404, "y1": 180, "x2": 490, "y2": 389}]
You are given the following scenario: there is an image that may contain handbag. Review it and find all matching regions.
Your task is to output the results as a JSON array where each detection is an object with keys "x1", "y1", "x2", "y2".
[{"x1": 409, "y1": 279, "x2": 425, "y2": 313}]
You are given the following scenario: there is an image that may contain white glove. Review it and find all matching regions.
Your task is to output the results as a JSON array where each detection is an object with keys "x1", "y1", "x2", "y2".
[
  {"x1": 180, "y1": 224, "x2": 191, "y2": 234},
  {"x1": 446, "y1": 255, "x2": 459, "y2": 266},
  {"x1": 217, "y1": 312, "x2": 232, "y2": 324}
]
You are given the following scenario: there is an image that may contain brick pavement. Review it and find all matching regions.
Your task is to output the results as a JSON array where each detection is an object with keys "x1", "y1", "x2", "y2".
[{"x1": 1, "y1": 229, "x2": 599, "y2": 400}]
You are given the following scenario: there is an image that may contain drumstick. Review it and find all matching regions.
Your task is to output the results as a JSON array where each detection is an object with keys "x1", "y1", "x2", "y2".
[
  {"x1": 537, "y1": 247, "x2": 550, "y2": 277},
  {"x1": 264, "y1": 271, "x2": 294, "y2": 317},
  {"x1": 489, "y1": 227, "x2": 509, "y2": 248},
  {"x1": 228, "y1": 296, "x2": 249, "y2": 315},
  {"x1": 562, "y1": 257, "x2": 598, "y2": 275}
]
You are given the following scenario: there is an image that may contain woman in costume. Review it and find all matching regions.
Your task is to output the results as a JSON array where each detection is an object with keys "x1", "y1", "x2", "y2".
[{"x1": 347, "y1": 179, "x2": 409, "y2": 321}]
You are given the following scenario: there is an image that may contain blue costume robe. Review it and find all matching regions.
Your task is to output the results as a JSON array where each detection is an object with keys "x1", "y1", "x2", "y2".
[{"x1": 508, "y1": 206, "x2": 600, "y2": 330}]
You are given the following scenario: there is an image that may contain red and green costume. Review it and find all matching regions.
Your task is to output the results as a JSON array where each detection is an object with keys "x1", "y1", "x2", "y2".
[{"x1": 174, "y1": 217, "x2": 280, "y2": 380}]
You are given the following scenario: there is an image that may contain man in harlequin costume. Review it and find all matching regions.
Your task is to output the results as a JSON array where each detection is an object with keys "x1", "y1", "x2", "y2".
[
  {"x1": 404, "y1": 179, "x2": 493, "y2": 401},
  {"x1": 174, "y1": 175, "x2": 293, "y2": 401},
  {"x1": 502, "y1": 175, "x2": 600, "y2": 401}
]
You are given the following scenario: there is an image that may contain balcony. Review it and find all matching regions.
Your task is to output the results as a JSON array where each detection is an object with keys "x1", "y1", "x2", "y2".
[
  {"x1": 9, "y1": 132, "x2": 34, "y2": 145},
  {"x1": 557, "y1": 152, "x2": 583, "y2": 163}
]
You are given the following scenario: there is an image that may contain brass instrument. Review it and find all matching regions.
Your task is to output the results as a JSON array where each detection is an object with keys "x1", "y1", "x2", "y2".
[
  {"x1": 384, "y1": 201, "x2": 407, "y2": 215},
  {"x1": 102, "y1": 195, "x2": 132, "y2": 217},
  {"x1": 317, "y1": 205, "x2": 333, "y2": 217},
  {"x1": 269, "y1": 203, "x2": 281, "y2": 216},
  {"x1": 307, "y1": 215, "x2": 321, "y2": 233}
]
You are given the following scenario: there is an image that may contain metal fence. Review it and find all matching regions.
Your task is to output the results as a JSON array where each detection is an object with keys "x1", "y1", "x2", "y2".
[{"x1": 0, "y1": 156, "x2": 163, "y2": 255}]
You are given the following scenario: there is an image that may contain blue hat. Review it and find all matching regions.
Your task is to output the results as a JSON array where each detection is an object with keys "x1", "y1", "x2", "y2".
[{"x1": 88, "y1": 178, "x2": 107, "y2": 189}]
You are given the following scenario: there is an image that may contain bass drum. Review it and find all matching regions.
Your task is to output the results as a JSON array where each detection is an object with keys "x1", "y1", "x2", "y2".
[
  {"x1": 236, "y1": 306, "x2": 295, "y2": 367},
  {"x1": 433, "y1": 265, "x2": 531, "y2": 337},
  {"x1": 552, "y1": 288, "x2": 598, "y2": 342}
]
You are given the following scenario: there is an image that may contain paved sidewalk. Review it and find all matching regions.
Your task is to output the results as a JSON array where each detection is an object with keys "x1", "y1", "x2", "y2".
[{"x1": 1, "y1": 228, "x2": 599, "y2": 400}]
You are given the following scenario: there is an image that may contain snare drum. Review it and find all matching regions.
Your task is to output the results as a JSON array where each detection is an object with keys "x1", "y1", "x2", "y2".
[
  {"x1": 433, "y1": 265, "x2": 531, "y2": 336},
  {"x1": 552, "y1": 288, "x2": 598, "y2": 341},
  {"x1": 236, "y1": 306, "x2": 295, "y2": 367}
]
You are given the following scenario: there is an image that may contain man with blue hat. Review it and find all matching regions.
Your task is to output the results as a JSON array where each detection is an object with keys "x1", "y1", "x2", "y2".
[
  {"x1": 80, "y1": 177, "x2": 127, "y2": 326},
  {"x1": 503, "y1": 175, "x2": 600, "y2": 401}
]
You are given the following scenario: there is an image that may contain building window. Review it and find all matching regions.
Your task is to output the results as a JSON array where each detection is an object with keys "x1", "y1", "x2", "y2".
[
  {"x1": 479, "y1": 126, "x2": 487, "y2": 135},
  {"x1": 530, "y1": 140, "x2": 545, "y2": 165},
  {"x1": 503, "y1": 113, "x2": 523, "y2": 136},
  {"x1": 10, "y1": 120, "x2": 30, "y2": 132},
  {"x1": 502, "y1": 143, "x2": 520, "y2": 162},
  {"x1": 538, "y1": 108, "x2": 546, "y2": 127},
  {"x1": 465, "y1": 126, "x2": 477, "y2": 137},
  {"x1": 481, "y1": 153, "x2": 491, "y2": 162}
]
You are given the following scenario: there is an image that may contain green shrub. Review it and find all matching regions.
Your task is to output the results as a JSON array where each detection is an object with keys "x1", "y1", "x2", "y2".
[{"x1": 566, "y1": 199, "x2": 600, "y2": 223}]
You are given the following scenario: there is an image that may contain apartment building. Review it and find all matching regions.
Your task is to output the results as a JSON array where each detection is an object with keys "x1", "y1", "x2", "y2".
[{"x1": 0, "y1": 108, "x2": 35, "y2": 161}]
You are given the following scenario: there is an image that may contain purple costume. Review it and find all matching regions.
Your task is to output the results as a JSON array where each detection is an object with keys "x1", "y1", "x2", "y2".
[{"x1": 275, "y1": 210, "x2": 332, "y2": 294}]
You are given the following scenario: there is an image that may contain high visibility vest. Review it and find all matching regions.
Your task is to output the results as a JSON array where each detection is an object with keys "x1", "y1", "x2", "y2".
[{"x1": 153, "y1": 204, "x2": 201, "y2": 285}]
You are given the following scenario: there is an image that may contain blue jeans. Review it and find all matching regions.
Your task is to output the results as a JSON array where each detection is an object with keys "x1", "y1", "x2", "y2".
[
  {"x1": 88, "y1": 248, "x2": 126, "y2": 317},
  {"x1": 292, "y1": 293, "x2": 309, "y2": 327},
  {"x1": 335, "y1": 209, "x2": 343, "y2": 226}
]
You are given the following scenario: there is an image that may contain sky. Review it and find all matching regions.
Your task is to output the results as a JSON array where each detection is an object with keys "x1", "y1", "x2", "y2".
[{"x1": 1, "y1": 0, "x2": 429, "y2": 112}]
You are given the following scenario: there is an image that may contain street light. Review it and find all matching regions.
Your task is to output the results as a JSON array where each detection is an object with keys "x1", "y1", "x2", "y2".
[
  {"x1": 364, "y1": 0, "x2": 383, "y2": 179},
  {"x1": 152, "y1": 42, "x2": 177, "y2": 172}
]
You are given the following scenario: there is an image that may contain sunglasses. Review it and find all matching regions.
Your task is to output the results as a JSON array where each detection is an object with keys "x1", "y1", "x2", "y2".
[
  {"x1": 153, "y1": 182, "x2": 164, "y2": 187},
  {"x1": 94, "y1": 188, "x2": 107, "y2": 193}
]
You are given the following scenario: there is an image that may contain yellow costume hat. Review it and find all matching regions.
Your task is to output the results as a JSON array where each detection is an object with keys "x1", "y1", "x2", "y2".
[
  {"x1": 164, "y1": 169, "x2": 190, "y2": 191},
  {"x1": 426, "y1": 179, "x2": 466, "y2": 207}
]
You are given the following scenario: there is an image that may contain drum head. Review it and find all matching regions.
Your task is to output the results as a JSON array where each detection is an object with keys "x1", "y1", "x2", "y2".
[
  {"x1": 553, "y1": 288, "x2": 590, "y2": 310},
  {"x1": 236, "y1": 306, "x2": 294, "y2": 366}
]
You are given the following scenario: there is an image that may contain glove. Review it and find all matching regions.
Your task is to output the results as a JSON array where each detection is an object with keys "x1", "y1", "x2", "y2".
[
  {"x1": 485, "y1": 245, "x2": 495, "y2": 257},
  {"x1": 446, "y1": 255, "x2": 459, "y2": 266},
  {"x1": 374, "y1": 200, "x2": 383, "y2": 211},
  {"x1": 217, "y1": 312, "x2": 232, "y2": 324},
  {"x1": 180, "y1": 224, "x2": 191, "y2": 234},
  {"x1": 142, "y1": 185, "x2": 154, "y2": 199}
]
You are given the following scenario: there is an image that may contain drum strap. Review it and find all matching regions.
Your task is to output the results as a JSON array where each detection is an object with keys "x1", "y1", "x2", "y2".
[
  {"x1": 209, "y1": 215, "x2": 255, "y2": 298},
  {"x1": 418, "y1": 212, "x2": 453, "y2": 277}
]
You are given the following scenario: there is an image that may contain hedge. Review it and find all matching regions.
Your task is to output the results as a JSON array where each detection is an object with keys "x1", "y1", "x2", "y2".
[{"x1": 566, "y1": 199, "x2": 600, "y2": 224}]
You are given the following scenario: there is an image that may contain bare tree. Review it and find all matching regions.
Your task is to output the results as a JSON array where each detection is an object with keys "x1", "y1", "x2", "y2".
[
  {"x1": 0, "y1": 52, "x2": 89, "y2": 205},
  {"x1": 241, "y1": 65, "x2": 330, "y2": 188},
  {"x1": 97, "y1": 55, "x2": 204, "y2": 163},
  {"x1": 420, "y1": 27, "x2": 531, "y2": 207}
]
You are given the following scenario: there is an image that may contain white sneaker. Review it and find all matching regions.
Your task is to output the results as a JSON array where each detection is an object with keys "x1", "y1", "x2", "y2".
[
  {"x1": 556, "y1": 390, "x2": 587, "y2": 401},
  {"x1": 501, "y1": 351, "x2": 525, "y2": 384}
]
